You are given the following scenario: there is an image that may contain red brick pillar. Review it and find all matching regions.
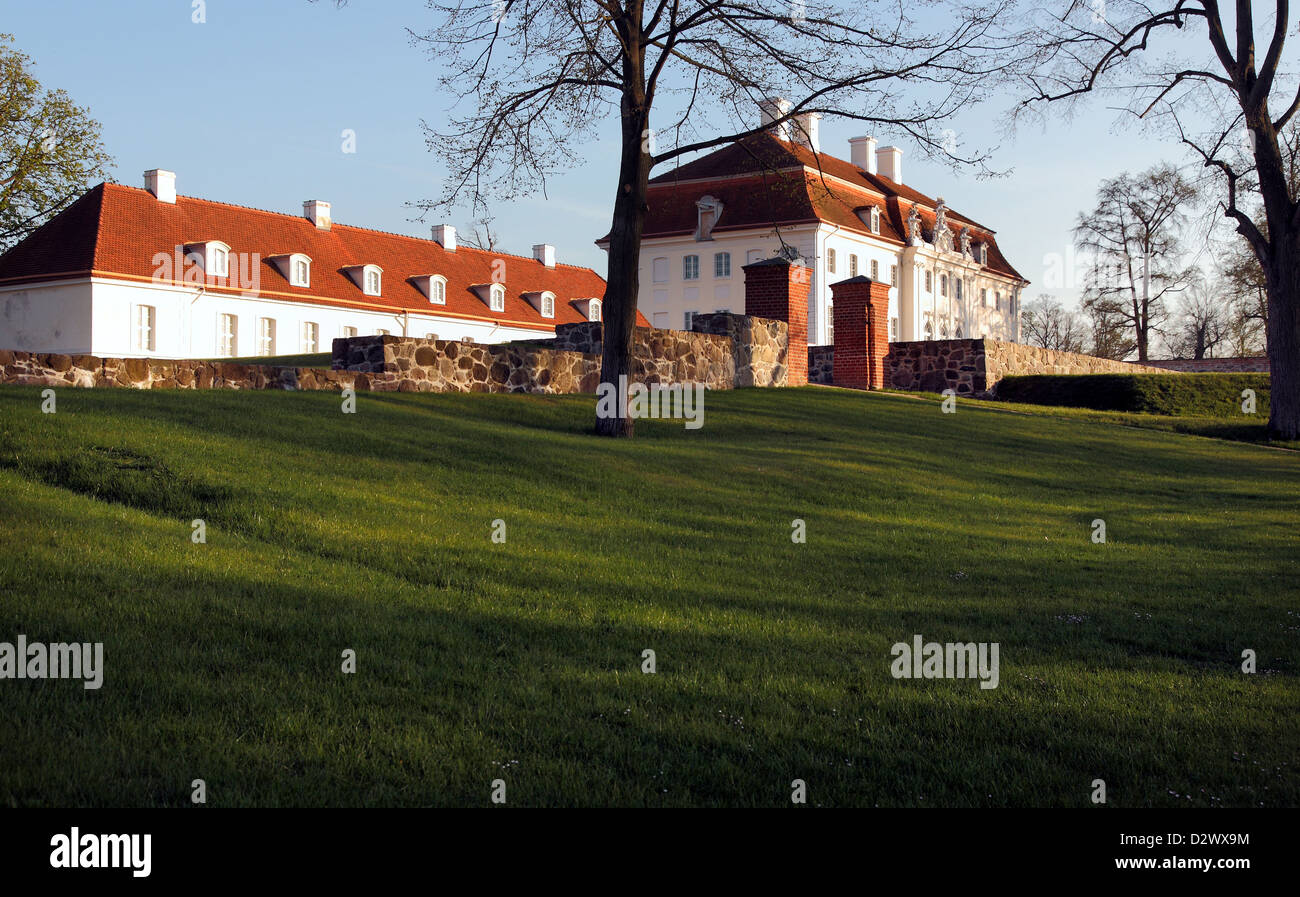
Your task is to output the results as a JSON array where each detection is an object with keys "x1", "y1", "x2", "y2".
[
  {"x1": 832, "y1": 276, "x2": 891, "y2": 390},
  {"x1": 742, "y1": 256, "x2": 809, "y2": 386}
]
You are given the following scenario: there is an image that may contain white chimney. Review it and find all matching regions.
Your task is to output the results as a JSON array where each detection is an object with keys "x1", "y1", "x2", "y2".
[
  {"x1": 533, "y1": 243, "x2": 556, "y2": 267},
  {"x1": 877, "y1": 146, "x2": 903, "y2": 184},
  {"x1": 303, "y1": 200, "x2": 331, "y2": 230},
  {"x1": 432, "y1": 224, "x2": 457, "y2": 251},
  {"x1": 791, "y1": 112, "x2": 821, "y2": 153},
  {"x1": 849, "y1": 137, "x2": 878, "y2": 174},
  {"x1": 144, "y1": 169, "x2": 176, "y2": 204},
  {"x1": 758, "y1": 97, "x2": 793, "y2": 141}
]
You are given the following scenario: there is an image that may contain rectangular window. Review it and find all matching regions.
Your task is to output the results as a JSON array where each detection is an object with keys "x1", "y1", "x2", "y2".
[
  {"x1": 925, "y1": 270, "x2": 932, "y2": 292},
  {"x1": 683, "y1": 255, "x2": 700, "y2": 280},
  {"x1": 870, "y1": 259, "x2": 879, "y2": 280},
  {"x1": 652, "y1": 257, "x2": 669, "y2": 283},
  {"x1": 890, "y1": 264, "x2": 898, "y2": 286},
  {"x1": 956, "y1": 279, "x2": 963, "y2": 301},
  {"x1": 377, "y1": 329, "x2": 390, "y2": 336},
  {"x1": 890, "y1": 317, "x2": 899, "y2": 340},
  {"x1": 849, "y1": 255, "x2": 858, "y2": 277},
  {"x1": 652, "y1": 312, "x2": 668, "y2": 328},
  {"x1": 135, "y1": 305, "x2": 156, "y2": 353},
  {"x1": 684, "y1": 310, "x2": 697, "y2": 330},
  {"x1": 827, "y1": 248, "x2": 836, "y2": 274},
  {"x1": 218, "y1": 313, "x2": 237, "y2": 357},
  {"x1": 714, "y1": 252, "x2": 731, "y2": 278},
  {"x1": 302, "y1": 321, "x2": 319, "y2": 353},
  {"x1": 342, "y1": 326, "x2": 358, "y2": 339},
  {"x1": 257, "y1": 317, "x2": 276, "y2": 356}
]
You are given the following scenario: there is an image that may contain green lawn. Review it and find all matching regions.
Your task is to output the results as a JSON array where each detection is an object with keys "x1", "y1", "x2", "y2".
[
  {"x1": 0, "y1": 384, "x2": 1296, "y2": 807},
  {"x1": 208, "y1": 352, "x2": 333, "y2": 368}
]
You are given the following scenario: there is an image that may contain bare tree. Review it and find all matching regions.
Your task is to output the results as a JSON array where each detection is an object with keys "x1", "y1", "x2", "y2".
[
  {"x1": 1015, "y1": 1, "x2": 1300, "y2": 437},
  {"x1": 1021, "y1": 294, "x2": 1087, "y2": 352},
  {"x1": 1073, "y1": 165, "x2": 1198, "y2": 361},
  {"x1": 461, "y1": 215, "x2": 500, "y2": 251},
  {"x1": 404, "y1": 0, "x2": 1016, "y2": 436},
  {"x1": 1169, "y1": 275, "x2": 1228, "y2": 358},
  {"x1": 1085, "y1": 302, "x2": 1137, "y2": 360}
]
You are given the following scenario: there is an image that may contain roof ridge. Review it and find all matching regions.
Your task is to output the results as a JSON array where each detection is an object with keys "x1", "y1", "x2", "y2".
[{"x1": 99, "y1": 182, "x2": 597, "y2": 273}]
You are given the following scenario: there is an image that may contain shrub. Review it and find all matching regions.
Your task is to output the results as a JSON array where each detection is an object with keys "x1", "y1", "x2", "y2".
[{"x1": 994, "y1": 373, "x2": 1270, "y2": 417}]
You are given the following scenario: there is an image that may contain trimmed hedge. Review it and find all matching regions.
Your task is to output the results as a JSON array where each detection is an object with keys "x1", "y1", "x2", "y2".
[{"x1": 994, "y1": 373, "x2": 1270, "y2": 417}]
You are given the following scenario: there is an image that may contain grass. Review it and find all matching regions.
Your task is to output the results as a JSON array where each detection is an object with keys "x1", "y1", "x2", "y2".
[
  {"x1": 0, "y1": 384, "x2": 1296, "y2": 807},
  {"x1": 207, "y1": 352, "x2": 333, "y2": 368},
  {"x1": 996, "y1": 372, "x2": 1271, "y2": 417}
]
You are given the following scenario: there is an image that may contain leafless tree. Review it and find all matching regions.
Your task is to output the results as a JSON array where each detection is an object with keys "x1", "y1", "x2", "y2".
[
  {"x1": 1085, "y1": 302, "x2": 1138, "y2": 360},
  {"x1": 1073, "y1": 165, "x2": 1198, "y2": 361},
  {"x1": 1169, "y1": 275, "x2": 1229, "y2": 358},
  {"x1": 1021, "y1": 294, "x2": 1087, "y2": 352},
  {"x1": 1014, "y1": 1, "x2": 1300, "y2": 436},
  {"x1": 461, "y1": 215, "x2": 500, "y2": 250},
  {"x1": 404, "y1": 0, "x2": 1018, "y2": 436}
]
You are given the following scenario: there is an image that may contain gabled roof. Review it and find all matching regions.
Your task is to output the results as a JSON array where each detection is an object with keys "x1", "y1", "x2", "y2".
[
  {"x1": 0, "y1": 183, "x2": 647, "y2": 329},
  {"x1": 641, "y1": 132, "x2": 1026, "y2": 282}
]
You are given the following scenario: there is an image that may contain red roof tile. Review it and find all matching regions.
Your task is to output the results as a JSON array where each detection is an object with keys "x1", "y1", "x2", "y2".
[
  {"x1": 0, "y1": 183, "x2": 647, "y2": 330},
  {"x1": 642, "y1": 132, "x2": 1026, "y2": 282}
]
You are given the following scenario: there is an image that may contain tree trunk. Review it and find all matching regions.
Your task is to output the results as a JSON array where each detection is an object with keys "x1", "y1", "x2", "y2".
[
  {"x1": 595, "y1": 43, "x2": 651, "y2": 438},
  {"x1": 1265, "y1": 234, "x2": 1300, "y2": 439}
]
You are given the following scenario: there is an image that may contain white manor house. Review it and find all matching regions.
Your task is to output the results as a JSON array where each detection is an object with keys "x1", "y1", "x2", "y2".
[
  {"x1": 620, "y1": 102, "x2": 1029, "y2": 346},
  {"x1": 0, "y1": 170, "x2": 637, "y2": 359}
]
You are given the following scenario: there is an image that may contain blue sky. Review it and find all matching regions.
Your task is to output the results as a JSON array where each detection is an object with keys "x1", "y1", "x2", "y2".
[{"x1": 8, "y1": 0, "x2": 1203, "y2": 306}]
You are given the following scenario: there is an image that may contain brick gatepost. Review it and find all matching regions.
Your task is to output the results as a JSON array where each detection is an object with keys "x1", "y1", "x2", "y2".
[
  {"x1": 831, "y1": 276, "x2": 891, "y2": 390},
  {"x1": 742, "y1": 256, "x2": 810, "y2": 386}
]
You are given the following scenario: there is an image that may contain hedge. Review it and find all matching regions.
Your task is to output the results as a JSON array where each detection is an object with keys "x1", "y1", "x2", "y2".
[{"x1": 994, "y1": 373, "x2": 1270, "y2": 417}]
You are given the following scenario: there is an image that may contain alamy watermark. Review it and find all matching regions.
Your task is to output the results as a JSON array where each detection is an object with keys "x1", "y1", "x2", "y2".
[
  {"x1": 596, "y1": 375, "x2": 704, "y2": 429},
  {"x1": 1, "y1": 635, "x2": 103, "y2": 689},
  {"x1": 890, "y1": 634, "x2": 999, "y2": 689}
]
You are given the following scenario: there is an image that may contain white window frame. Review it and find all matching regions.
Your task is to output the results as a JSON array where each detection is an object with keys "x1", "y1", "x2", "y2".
[
  {"x1": 684, "y1": 310, "x2": 697, "y2": 330},
  {"x1": 870, "y1": 259, "x2": 879, "y2": 280},
  {"x1": 258, "y1": 317, "x2": 276, "y2": 356},
  {"x1": 827, "y1": 248, "x2": 836, "y2": 274},
  {"x1": 849, "y1": 255, "x2": 858, "y2": 278},
  {"x1": 363, "y1": 265, "x2": 382, "y2": 296},
  {"x1": 302, "y1": 321, "x2": 319, "y2": 353},
  {"x1": 218, "y1": 312, "x2": 237, "y2": 357},
  {"x1": 135, "y1": 305, "x2": 156, "y2": 353},
  {"x1": 429, "y1": 275, "x2": 447, "y2": 305},
  {"x1": 290, "y1": 254, "x2": 311, "y2": 287},
  {"x1": 489, "y1": 284, "x2": 505, "y2": 312},
  {"x1": 209, "y1": 243, "x2": 230, "y2": 277},
  {"x1": 869, "y1": 207, "x2": 880, "y2": 234},
  {"x1": 540, "y1": 292, "x2": 555, "y2": 318},
  {"x1": 342, "y1": 326, "x2": 358, "y2": 339},
  {"x1": 714, "y1": 252, "x2": 731, "y2": 278},
  {"x1": 683, "y1": 255, "x2": 700, "y2": 280},
  {"x1": 588, "y1": 299, "x2": 602, "y2": 322}
]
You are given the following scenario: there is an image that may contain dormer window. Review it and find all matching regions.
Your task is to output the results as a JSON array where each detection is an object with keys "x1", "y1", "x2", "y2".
[
  {"x1": 292, "y1": 256, "x2": 310, "y2": 287},
  {"x1": 869, "y1": 207, "x2": 880, "y2": 234},
  {"x1": 184, "y1": 241, "x2": 231, "y2": 278},
  {"x1": 412, "y1": 274, "x2": 447, "y2": 304},
  {"x1": 343, "y1": 264, "x2": 383, "y2": 296},
  {"x1": 695, "y1": 195, "x2": 724, "y2": 241},
  {"x1": 523, "y1": 290, "x2": 556, "y2": 317},
  {"x1": 490, "y1": 283, "x2": 505, "y2": 312},
  {"x1": 977, "y1": 242, "x2": 989, "y2": 265},
  {"x1": 365, "y1": 267, "x2": 381, "y2": 295}
]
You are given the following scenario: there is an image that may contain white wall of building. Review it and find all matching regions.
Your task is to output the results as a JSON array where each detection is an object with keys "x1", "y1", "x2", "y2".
[
  {"x1": 635, "y1": 223, "x2": 1023, "y2": 345},
  {"x1": 0, "y1": 276, "x2": 559, "y2": 358},
  {"x1": 0, "y1": 280, "x2": 94, "y2": 354}
]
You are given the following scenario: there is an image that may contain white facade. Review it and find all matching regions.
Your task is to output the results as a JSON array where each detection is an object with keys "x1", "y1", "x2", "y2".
[
  {"x1": 0, "y1": 276, "x2": 557, "y2": 359},
  {"x1": 637, "y1": 223, "x2": 1024, "y2": 346}
]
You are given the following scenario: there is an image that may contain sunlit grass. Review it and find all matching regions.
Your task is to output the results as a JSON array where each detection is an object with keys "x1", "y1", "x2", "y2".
[{"x1": 0, "y1": 385, "x2": 1295, "y2": 807}]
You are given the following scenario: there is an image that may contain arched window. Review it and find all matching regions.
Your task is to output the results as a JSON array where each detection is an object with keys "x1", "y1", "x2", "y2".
[
  {"x1": 211, "y1": 245, "x2": 229, "y2": 277},
  {"x1": 869, "y1": 206, "x2": 880, "y2": 234},
  {"x1": 940, "y1": 322, "x2": 949, "y2": 339},
  {"x1": 923, "y1": 320, "x2": 933, "y2": 340},
  {"x1": 430, "y1": 276, "x2": 446, "y2": 305},
  {"x1": 955, "y1": 325, "x2": 963, "y2": 339},
  {"x1": 360, "y1": 265, "x2": 382, "y2": 296},
  {"x1": 489, "y1": 283, "x2": 505, "y2": 312},
  {"x1": 540, "y1": 292, "x2": 555, "y2": 318},
  {"x1": 588, "y1": 299, "x2": 602, "y2": 322}
]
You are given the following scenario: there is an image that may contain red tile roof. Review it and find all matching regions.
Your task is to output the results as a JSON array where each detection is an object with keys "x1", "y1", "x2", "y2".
[
  {"x1": 0, "y1": 183, "x2": 646, "y2": 330},
  {"x1": 641, "y1": 132, "x2": 1026, "y2": 282}
]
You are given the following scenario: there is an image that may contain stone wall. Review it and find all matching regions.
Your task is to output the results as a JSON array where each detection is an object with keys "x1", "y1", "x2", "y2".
[
  {"x1": 1145, "y1": 356, "x2": 1270, "y2": 373},
  {"x1": 332, "y1": 335, "x2": 599, "y2": 393},
  {"x1": 0, "y1": 349, "x2": 357, "y2": 390},
  {"x1": 808, "y1": 345, "x2": 834, "y2": 385},
  {"x1": 809, "y1": 339, "x2": 1177, "y2": 396},
  {"x1": 690, "y1": 313, "x2": 789, "y2": 387}
]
